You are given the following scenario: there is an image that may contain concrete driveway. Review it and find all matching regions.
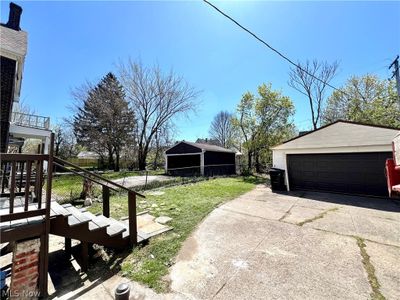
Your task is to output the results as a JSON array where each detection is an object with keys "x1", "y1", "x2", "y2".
[
  {"x1": 169, "y1": 185, "x2": 400, "y2": 300},
  {"x1": 113, "y1": 175, "x2": 171, "y2": 188}
]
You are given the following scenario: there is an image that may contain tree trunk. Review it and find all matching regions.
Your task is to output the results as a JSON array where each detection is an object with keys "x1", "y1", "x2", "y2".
[
  {"x1": 138, "y1": 142, "x2": 151, "y2": 170},
  {"x1": 115, "y1": 149, "x2": 120, "y2": 172},
  {"x1": 138, "y1": 148, "x2": 146, "y2": 171},
  {"x1": 247, "y1": 151, "x2": 252, "y2": 172},
  {"x1": 255, "y1": 153, "x2": 261, "y2": 173},
  {"x1": 108, "y1": 148, "x2": 114, "y2": 170},
  {"x1": 153, "y1": 147, "x2": 160, "y2": 170},
  {"x1": 80, "y1": 178, "x2": 93, "y2": 200}
]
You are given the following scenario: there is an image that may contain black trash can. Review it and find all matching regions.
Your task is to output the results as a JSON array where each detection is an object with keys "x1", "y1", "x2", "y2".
[{"x1": 269, "y1": 168, "x2": 286, "y2": 191}]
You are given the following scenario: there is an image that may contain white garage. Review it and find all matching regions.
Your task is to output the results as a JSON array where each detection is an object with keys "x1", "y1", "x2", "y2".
[{"x1": 271, "y1": 120, "x2": 399, "y2": 197}]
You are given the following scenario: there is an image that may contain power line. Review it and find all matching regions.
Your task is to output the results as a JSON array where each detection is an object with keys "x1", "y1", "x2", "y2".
[{"x1": 203, "y1": 0, "x2": 346, "y2": 95}]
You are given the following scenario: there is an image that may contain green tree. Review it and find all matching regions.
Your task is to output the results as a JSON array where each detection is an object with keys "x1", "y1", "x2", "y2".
[
  {"x1": 73, "y1": 73, "x2": 136, "y2": 171},
  {"x1": 233, "y1": 83, "x2": 295, "y2": 172},
  {"x1": 323, "y1": 75, "x2": 400, "y2": 127}
]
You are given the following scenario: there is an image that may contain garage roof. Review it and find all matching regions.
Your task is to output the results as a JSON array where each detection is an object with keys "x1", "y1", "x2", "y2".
[
  {"x1": 166, "y1": 141, "x2": 236, "y2": 154},
  {"x1": 272, "y1": 120, "x2": 400, "y2": 150}
]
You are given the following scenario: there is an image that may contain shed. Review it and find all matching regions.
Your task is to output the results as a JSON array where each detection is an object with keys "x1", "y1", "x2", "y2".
[
  {"x1": 165, "y1": 141, "x2": 237, "y2": 176},
  {"x1": 271, "y1": 120, "x2": 399, "y2": 197},
  {"x1": 77, "y1": 151, "x2": 100, "y2": 160}
]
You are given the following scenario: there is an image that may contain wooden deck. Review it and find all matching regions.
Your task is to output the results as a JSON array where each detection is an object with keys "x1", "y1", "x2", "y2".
[{"x1": 0, "y1": 142, "x2": 145, "y2": 296}]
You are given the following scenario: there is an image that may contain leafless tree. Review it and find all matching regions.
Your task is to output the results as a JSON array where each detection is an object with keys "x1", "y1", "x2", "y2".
[
  {"x1": 289, "y1": 60, "x2": 339, "y2": 130},
  {"x1": 209, "y1": 111, "x2": 234, "y2": 148},
  {"x1": 118, "y1": 59, "x2": 199, "y2": 170},
  {"x1": 53, "y1": 125, "x2": 64, "y2": 157},
  {"x1": 151, "y1": 122, "x2": 176, "y2": 170}
]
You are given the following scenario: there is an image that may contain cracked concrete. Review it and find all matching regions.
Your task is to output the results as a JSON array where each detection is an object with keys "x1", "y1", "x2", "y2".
[
  {"x1": 44, "y1": 185, "x2": 399, "y2": 299},
  {"x1": 169, "y1": 185, "x2": 400, "y2": 299}
]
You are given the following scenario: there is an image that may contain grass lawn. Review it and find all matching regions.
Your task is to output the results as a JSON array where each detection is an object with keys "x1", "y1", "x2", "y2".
[{"x1": 88, "y1": 176, "x2": 264, "y2": 292}]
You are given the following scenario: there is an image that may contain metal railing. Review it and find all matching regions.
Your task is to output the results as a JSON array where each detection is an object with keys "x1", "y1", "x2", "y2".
[{"x1": 11, "y1": 111, "x2": 50, "y2": 130}]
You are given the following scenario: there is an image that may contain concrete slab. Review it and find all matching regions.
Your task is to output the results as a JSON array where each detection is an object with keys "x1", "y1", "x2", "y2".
[
  {"x1": 170, "y1": 204, "x2": 371, "y2": 300},
  {"x1": 352, "y1": 214, "x2": 400, "y2": 247},
  {"x1": 170, "y1": 207, "x2": 271, "y2": 299},
  {"x1": 170, "y1": 185, "x2": 399, "y2": 300},
  {"x1": 365, "y1": 241, "x2": 400, "y2": 300},
  {"x1": 113, "y1": 175, "x2": 171, "y2": 189},
  {"x1": 303, "y1": 210, "x2": 358, "y2": 236}
]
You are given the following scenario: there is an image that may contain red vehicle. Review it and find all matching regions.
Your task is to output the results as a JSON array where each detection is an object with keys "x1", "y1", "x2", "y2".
[{"x1": 386, "y1": 133, "x2": 400, "y2": 198}]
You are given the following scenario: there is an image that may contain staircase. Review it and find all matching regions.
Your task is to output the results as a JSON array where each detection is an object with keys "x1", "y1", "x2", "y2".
[
  {"x1": 49, "y1": 202, "x2": 145, "y2": 250},
  {"x1": 50, "y1": 157, "x2": 146, "y2": 271}
]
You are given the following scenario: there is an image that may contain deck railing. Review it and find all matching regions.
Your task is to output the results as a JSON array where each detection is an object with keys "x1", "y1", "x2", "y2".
[
  {"x1": 0, "y1": 133, "x2": 54, "y2": 296},
  {"x1": 11, "y1": 111, "x2": 50, "y2": 130},
  {"x1": 0, "y1": 153, "x2": 52, "y2": 221}
]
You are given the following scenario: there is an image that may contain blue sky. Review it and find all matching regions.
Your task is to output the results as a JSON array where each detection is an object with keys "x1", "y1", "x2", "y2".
[{"x1": 2, "y1": 1, "x2": 399, "y2": 141}]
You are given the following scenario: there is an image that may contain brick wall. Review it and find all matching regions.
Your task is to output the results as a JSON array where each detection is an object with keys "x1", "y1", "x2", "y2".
[
  {"x1": 0, "y1": 56, "x2": 16, "y2": 153},
  {"x1": 10, "y1": 238, "x2": 41, "y2": 299}
]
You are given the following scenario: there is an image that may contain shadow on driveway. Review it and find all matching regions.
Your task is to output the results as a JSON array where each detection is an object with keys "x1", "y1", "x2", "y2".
[{"x1": 275, "y1": 189, "x2": 400, "y2": 213}]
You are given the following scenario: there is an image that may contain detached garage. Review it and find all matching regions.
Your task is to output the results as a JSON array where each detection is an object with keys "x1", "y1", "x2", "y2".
[
  {"x1": 165, "y1": 141, "x2": 236, "y2": 176},
  {"x1": 272, "y1": 120, "x2": 400, "y2": 197}
]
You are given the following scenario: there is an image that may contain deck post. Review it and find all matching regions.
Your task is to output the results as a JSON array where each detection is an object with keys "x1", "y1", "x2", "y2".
[
  {"x1": 81, "y1": 241, "x2": 88, "y2": 272},
  {"x1": 102, "y1": 186, "x2": 110, "y2": 218},
  {"x1": 65, "y1": 237, "x2": 71, "y2": 254},
  {"x1": 128, "y1": 191, "x2": 137, "y2": 246},
  {"x1": 39, "y1": 132, "x2": 54, "y2": 297}
]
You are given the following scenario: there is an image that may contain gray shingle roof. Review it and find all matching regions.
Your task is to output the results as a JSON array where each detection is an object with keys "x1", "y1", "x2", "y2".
[{"x1": 182, "y1": 141, "x2": 236, "y2": 153}]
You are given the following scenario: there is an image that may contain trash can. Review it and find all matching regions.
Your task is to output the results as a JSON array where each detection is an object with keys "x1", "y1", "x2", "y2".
[{"x1": 269, "y1": 168, "x2": 286, "y2": 191}]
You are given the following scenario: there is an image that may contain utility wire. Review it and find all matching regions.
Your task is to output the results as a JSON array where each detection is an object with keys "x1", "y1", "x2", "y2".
[{"x1": 203, "y1": 0, "x2": 347, "y2": 95}]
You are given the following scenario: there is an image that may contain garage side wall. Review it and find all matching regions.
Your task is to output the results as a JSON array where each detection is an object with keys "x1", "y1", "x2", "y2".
[
  {"x1": 204, "y1": 151, "x2": 236, "y2": 176},
  {"x1": 167, "y1": 154, "x2": 201, "y2": 176}
]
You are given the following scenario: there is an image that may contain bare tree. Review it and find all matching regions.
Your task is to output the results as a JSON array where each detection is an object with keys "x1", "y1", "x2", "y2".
[
  {"x1": 118, "y1": 59, "x2": 199, "y2": 170},
  {"x1": 53, "y1": 125, "x2": 64, "y2": 157},
  {"x1": 209, "y1": 111, "x2": 234, "y2": 148},
  {"x1": 289, "y1": 60, "x2": 339, "y2": 130},
  {"x1": 151, "y1": 122, "x2": 176, "y2": 170}
]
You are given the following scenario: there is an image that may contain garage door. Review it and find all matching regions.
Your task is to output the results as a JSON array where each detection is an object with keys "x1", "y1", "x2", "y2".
[{"x1": 287, "y1": 152, "x2": 392, "y2": 196}]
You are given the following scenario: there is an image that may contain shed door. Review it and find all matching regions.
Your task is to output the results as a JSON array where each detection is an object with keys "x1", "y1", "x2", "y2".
[{"x1": 287, "y1": 152, "x2": 392, "y2": 196}]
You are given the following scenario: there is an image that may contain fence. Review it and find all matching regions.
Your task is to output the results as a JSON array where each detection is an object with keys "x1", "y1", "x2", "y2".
[{"x1": 166, "y1": 163, "x2": 236, "y2": 177}]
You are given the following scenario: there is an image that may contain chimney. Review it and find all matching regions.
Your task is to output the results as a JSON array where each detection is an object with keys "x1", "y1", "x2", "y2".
[{"x1": 6, "y1": 3, "x2": 23, "y2": 31}]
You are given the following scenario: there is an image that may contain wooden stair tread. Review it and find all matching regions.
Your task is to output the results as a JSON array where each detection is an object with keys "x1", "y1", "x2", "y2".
[
  {"x1": 81, "y1": 211, "x2": 110, "y2": 231},
  {"x1": 62, "y1": 205, "x2": 91, "y2": 226},
  {"x1": 95, "y1": 215, "x2": 127, "y2": 237},
  {"x1": 51, "y1": 202, "x2": 72, "y2": 217}
]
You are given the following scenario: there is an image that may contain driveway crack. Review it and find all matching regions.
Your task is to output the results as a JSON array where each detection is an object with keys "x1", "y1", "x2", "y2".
[
  {"x1": 355, "y1": 236, "x2": 386, "y2": 300},
  {"x1": 297, "y1": 207, "x2": 339, "y2": 226},
  {"x1": 278, "y1": 199, "x2": 299, "y2": 222}
]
